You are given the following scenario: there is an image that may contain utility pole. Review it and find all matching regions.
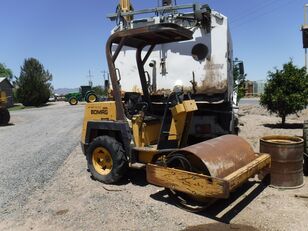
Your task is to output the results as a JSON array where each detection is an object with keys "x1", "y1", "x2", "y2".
[
  {"x1": 101, "y1": 70, "x2": 107, "y2": 81},
  {"x1": 301, "y1": 4, "x2": 308, "y2": 72},
  {"x1": 101, "y1": 70, "x2": 109, "y2": 90},
  {"x1": 87, "y1": 70, "x2": 94, "y2": 87}
]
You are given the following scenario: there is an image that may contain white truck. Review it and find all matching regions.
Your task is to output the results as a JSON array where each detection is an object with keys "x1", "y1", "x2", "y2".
[{"x1": 107, "y1": 0, "x2": 243, "y2": 143}]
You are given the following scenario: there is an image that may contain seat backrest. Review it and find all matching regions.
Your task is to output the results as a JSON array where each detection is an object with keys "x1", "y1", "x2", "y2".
[
  {"x1": 157, "y1": 93, "x2": 197, "y2": 150},
  {"x1": 157, "y1": 93, "x2": 180, "y2": 149}
]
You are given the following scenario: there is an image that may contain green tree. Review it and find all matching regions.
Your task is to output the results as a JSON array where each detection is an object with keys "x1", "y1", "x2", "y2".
[
  {"x1": 16, "y1": 58, "x2": 53, "y2": 106},
  {"x1": 92, "y1": 85, "x2": 107, "y2": 96},
  {"x1": 0, "y1": 63, "x2": 13, "y2": 81},
  {"x1": 260, "y1": 60, "x2": 308, "y2": 125}
]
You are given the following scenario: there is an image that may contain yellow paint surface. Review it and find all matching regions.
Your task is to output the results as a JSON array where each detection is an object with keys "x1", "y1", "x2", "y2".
[{"x1": 81, "y1": 101, "x2": 116, "y2": 144}]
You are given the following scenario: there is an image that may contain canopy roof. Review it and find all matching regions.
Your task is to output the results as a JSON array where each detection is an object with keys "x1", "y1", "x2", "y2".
[{"x1": 110, "y1": 23, "x2": 193, "y2": 48}]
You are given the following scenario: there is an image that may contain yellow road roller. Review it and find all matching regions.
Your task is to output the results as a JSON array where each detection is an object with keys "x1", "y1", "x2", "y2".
[{"x1": 81, "y1": 22, "x2": 270, "y2": 211}]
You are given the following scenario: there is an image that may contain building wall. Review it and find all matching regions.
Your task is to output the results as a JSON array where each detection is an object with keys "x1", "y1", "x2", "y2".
[
  {"x1": 0, "y1": 80, "x2": 14, "y2": 107},
  {"x1": 245, "y1": 80, "x2": 266, "y2": 97},
  {"x1": 245, "y1": 81, "x2": 254, "y2": 96}
]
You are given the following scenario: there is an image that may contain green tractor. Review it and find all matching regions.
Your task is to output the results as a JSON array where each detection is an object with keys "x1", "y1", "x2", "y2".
[{"x1": 65, "y1": 86, "x2": 98, "y2": 105}]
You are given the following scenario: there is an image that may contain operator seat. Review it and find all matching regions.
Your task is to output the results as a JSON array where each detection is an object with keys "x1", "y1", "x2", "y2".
[{"x1": 123, "y1": 92, "x2": 160, "y2": 123}]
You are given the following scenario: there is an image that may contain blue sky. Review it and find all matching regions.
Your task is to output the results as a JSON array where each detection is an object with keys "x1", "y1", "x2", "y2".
[{"x1": 0, "y1": 0, "x2": 306, "y2": 89}]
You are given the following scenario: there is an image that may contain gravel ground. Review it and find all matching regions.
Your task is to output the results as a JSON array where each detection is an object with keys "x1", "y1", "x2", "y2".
[
  {"x1": 238, "y1": 104, "x2": 307, "y2": 151},
  {"x1": 0, "y1": 102, "x2": 307, "y2": 231},
  {"x1": 0, "y1": 102, "x2": 84, "y2": 221}
]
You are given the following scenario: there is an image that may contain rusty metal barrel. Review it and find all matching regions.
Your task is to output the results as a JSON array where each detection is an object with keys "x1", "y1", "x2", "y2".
[
  {"x1": 304, "y1": 121, "x2": 308, "y2": 175},
  {"x1": 260, "y1": 135, "x2": 304, "y2": 189},
  {"x1": 171, "y1": 135, "x2": 256, "y2": 178},
  {"x1": 304, "y1": 121, "x2": 308, "y2": 155}
]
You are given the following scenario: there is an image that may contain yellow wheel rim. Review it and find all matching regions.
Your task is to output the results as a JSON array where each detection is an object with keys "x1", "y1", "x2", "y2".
[
  {"x1": 92, "y1": 147, "x2": 113, "y2": 175},
  {"x1": 70, "y1": 98, "x2": 77, "y2": 104},
  {"x1": 88, "y1": 94, "x2": 96, "y2": 103}
]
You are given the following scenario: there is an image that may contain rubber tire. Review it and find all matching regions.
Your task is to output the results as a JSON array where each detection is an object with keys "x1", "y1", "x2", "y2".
[
  {"x1": 86, "y1": 136, "x2": 127, "y2": 184},
  {"x1": 86, "y1": 93, "x2": 98, "y2": 103},
  {"x1": 69, "y1": 97, "x2": 78, "y2": 105},
  {"x1": 84, "y1": 92, "x2": 90, "y2": 101},
  {"x1": 0, "y1": 108, "x2": 10, "y2": 125}
]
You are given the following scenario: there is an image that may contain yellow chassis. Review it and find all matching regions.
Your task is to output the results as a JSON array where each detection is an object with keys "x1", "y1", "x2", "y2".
[{"x1": 146, "y1": 153, "x2": 271, "y2": 199}]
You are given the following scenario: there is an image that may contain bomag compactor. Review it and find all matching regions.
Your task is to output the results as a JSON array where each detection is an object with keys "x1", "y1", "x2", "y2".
[
  {"x1": 81, "y1": 2, "x2": 271, "y2": 212},
  {"x1": 0, "y1": 91, "x2": 10, "y2": 125}
]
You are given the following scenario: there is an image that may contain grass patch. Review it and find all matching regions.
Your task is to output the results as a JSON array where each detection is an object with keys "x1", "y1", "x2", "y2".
[
  {"x1": 8, "y1": 103, "x2": 53, "y2": 111},
  {"x1": 8, "y1": 104, "x2": 35, "y2": 111}
]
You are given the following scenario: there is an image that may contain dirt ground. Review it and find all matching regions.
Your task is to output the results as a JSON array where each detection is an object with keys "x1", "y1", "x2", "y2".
[{"x1": 1, "y1": 104, "x2": 308, "y2": 231}]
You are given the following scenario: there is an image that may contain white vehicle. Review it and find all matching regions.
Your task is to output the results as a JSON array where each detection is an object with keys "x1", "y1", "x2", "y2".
[{"x1": 107, "y1": 0, "x2": 243, "y2": 142}]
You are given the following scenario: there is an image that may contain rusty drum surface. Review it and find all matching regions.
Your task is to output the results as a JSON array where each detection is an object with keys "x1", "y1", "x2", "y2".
[
  {"x1": 260, "y1": 135, "x2": 304, "y2": 189},
  {"x1": 173, "y1": 135, "x2": 256, "y2": 178},
  {"x1": 303, "y1": 121, "x2": 308, "y2": 175},
  {"x1": 304, "y1": 121, "x2": 308, "y2": 155}
]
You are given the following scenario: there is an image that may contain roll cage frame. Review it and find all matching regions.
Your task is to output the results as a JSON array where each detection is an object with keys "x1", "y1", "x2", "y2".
[{"x1": 105, "y1": 23, "x2": 193, "y2": 120}]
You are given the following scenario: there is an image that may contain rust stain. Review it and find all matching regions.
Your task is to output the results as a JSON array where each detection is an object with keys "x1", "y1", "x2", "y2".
[
  {"x1": 198, "y1": 59, "x2": 227, "y2": 94},
  {"x1": 175, "y1": 135, "x2": 256, "y2": 178}
]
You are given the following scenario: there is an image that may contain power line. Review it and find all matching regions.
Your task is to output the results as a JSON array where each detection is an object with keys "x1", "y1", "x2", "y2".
[
  {"x1": 231, "y1": 0, "x2": 300, "y2": 29},
  {"x1": 231, "y1": 0, "x2": 278, "y2": 24}
]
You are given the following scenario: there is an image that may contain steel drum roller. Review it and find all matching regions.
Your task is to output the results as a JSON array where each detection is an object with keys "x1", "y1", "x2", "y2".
[
  {"x1": 170, "y1": 135, "x2": 256, "y2": 179},
  {"x1": 163, "y1": 135, "x2": 258, "y2": 212}
]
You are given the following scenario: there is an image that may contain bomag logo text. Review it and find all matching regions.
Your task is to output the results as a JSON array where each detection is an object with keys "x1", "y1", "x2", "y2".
[{"x1": 91, "y1": 108, "x2": 108, "y2": 115}]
